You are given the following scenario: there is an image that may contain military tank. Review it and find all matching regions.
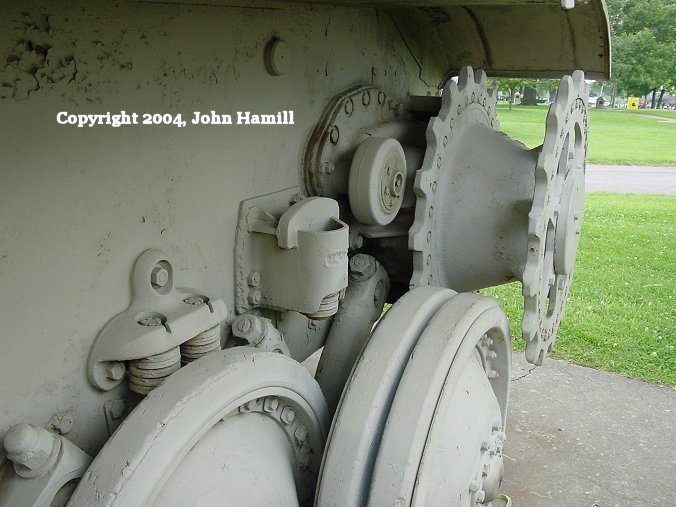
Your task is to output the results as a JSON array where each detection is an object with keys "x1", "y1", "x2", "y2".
[{"x1": 0, "y1": 0, "x2": 609, "y2": 505}]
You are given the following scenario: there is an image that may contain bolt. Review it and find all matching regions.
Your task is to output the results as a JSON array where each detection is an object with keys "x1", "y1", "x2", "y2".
[
  {"x1": 481, "y1": 440, "x2": 490, "y2": 451},
  {"x1": 48, "y1": 411, "x2": 75, "y2": 435},
  {"x1": 294, "y1": 425, "x2": 308, "y2": 443},
  {"x1": 469, "y1": 479, "x2": 481, "y2": 492},
  {"x1": 247, "y1": 270, "x2": 261, "y2": 287},
  {"x1": 350, "y1": 234, "x2": 363, "y2": 250},
  {"x1": 482, "y1": 463, "x2": 490, "y2": 477},
  {"x1": 349, "y1": 254, "x2": 377, "y2": 281},
  {"x1": 344, "y1": 98, "x2": 354, "y2": 116},
  {"x1": 139, "y1": 316, "x2": 163, "y2": 327},
  {"x1": 488, "y1": 369, "x2": 499, "y2": 379},
  {"x1": 105, "y1": 362, "x2": 126, "y2": 381},
  {"x1": 476, "y1": 490, "x2": 486, "y2": 503},
  {"x1": 184, "y1": 295, "x2": 206, "y2": 306},
  {"x1": 248, "y1": 289, "x2": 262, "y2": 305},
  {"x1": 151, "y1": 265, "x2": 169, "y2": 288},
  {"x1": 281, "y1": 407, "x2": 296, "y2": 425},
  {"x1": 329, "y1": 125, "x2": 340, "y2": 145},
  {"x1": 233, "y1": 314, "x2": 265, "y2": 344},
  {"x1": 3, "y1": 424, "x2": 59, "y2": 478},
  {"x1": 487, "y1": 351, "x2": 497, "y2": 360},
  {"x1": 264, "y1": 397, "x2": 280, "y2": 413}
]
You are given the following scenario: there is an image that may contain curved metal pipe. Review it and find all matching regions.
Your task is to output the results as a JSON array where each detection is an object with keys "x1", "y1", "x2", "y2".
[{"x1": 315, "y1": 254, "x2": 390, "y2": 416}]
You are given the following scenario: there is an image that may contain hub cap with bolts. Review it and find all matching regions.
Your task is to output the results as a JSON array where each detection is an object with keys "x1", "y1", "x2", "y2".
[
  {"x1": 348, "y1": 137, "x2": 407, "y2": 225},
  {"x1": 367, "y1": 293, "x2": 511, "y2": 506},
  {"x1": 69, "y1": 348, "x2": 328, "y2": 507}
]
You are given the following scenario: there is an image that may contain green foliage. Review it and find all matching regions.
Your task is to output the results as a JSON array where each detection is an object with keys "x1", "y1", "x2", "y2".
[
  {"x1": 606, "y1": 0, "x2": 676, "y2": 97},
  {"x1": 484, "y1": 193, "x2": 676, "y2": 386}
]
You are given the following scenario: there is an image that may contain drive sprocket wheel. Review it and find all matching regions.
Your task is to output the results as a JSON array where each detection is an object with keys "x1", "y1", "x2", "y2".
[
  {"x1": 523, "y1": 71, "x2": 588, "y2": 364},
  {"x1": 409, "y1": 66, "x2": 499, "y2": 287}
]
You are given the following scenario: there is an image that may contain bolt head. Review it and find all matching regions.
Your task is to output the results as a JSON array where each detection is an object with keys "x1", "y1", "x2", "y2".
[
  {"x1": 151, "y1": 266, "x2": 169, "y2": 288},
  {"x1": 469, "y1": 479, "x2": 481, "y2": 492},
  {"x1": 349, "y1": 254, "x2": 377, "y2": 280},
  {"x1": 294, "y1": 425, "x2": 308, "y2": 443},
  {"x1": 476, "y1": 490, "x2": 486, "y2": 503},
  {"x1": 248, "y1": 289, "x2": 262, "y2": 305},
  {"x1": 232, "y1": 315, "x2": 265, "y2": 344},
  {"x1": 105, "y1": 362, "x2": 126, "y2": 381},
  {"x1": 247, "y1": 271, "x2": 261, "y2": 287},
  {"x1": 281, "y1": 406, "x2": 296, "y2": 425}
]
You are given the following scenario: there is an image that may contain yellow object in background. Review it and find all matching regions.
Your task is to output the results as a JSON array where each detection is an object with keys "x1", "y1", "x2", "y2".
[{"x1": 627, "y1": 97, "x2": 640, "y2": 109}]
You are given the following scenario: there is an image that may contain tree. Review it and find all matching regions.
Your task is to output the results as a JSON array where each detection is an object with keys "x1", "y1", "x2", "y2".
[
  {"x1": 496, "y1": 79, "x2": 534, "y2": 110},
  {"x1": 606, "y1": 0, "x2": 676, "y2": 107}
]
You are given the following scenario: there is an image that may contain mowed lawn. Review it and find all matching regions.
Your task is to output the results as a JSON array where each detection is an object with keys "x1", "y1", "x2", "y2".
[
  {"x1": 484, "y1": 193, "x2": 676, "y2": 386},
  {"x1": 496, "y1": 104, "x2": 676, "y2": 166}
]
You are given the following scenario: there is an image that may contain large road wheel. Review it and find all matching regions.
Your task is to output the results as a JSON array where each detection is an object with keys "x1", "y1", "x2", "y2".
[
  {"x1": 68, "y1": 348, "x2": 329, "y2": 507},
  {"x1": 317, "y1": 289, "x2": 511, "y2": 507}
]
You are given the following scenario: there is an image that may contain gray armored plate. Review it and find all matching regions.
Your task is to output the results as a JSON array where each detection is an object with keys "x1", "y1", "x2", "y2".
[
  {"x1": 368, "y1": 293, "x2": 511, "y2": 506},
  {"x1": 316, "y1": 286, "x2": 456, "y2": 507}
]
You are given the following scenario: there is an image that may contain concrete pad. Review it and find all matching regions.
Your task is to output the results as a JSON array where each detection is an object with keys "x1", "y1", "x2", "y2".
[
  {"x1": 586, "y1": 165, "x2": 676, "y2": 195},
  {"x1": 502, "y1": 354, "x2": 676, "y2": 506}
]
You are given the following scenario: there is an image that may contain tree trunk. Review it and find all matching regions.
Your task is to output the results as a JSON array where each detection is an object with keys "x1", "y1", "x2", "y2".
[
  {"x1": 657, "y1": 89, "x2": 665, "y2": 108},
  {"x1": 522, "y1": 86, "x2": 537, "y2": 105},
  {"x1": 650, "y1": 88, "x2": 657, "y2": 109},
  {"x1": 610, "y1": 81, "x2": 618, "y2": 108}
]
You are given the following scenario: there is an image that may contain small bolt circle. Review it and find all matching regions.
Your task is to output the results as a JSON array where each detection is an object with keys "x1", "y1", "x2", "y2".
[
  {"x1": 377, "y1": 91, "x2": 385, "y2": 104},
  {"x1": 344, "y1": 98, "x2": 354, "y2": 116},
  {"x1": 362, "y1": 90, "x2": 371, "y2": 106},
  {"x1": 329, "y1": 125, "x2": 340, "y2": 145}
]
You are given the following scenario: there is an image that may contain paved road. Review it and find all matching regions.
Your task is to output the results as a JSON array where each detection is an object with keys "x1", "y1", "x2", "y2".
[
  {"x1": 499, "y1": 355, "x2": 676, "y2": 507},
  {"x1": 586, "y1": 165, "x2": 676, "y2": 194}
]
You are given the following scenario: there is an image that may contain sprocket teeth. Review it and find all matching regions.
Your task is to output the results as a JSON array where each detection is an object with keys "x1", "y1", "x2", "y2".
[
  {"x1": 571, "y1": 70, "x2": 585, "y2": 92},
  {"x1": 458, "y1": 66, "x2": 473, "y2": 91},
  {"x1": 475, "y1": 69, "x2": 487, "y2": 87},
  {"x1": 555, "y1": 75, "x2": 573, "y2": 107},
  {"x1": 439, "y1": 81, "x2": 459, "y2": 119},
  {"x1": 522, "y1": 69, "x2": 589, "y2": 364}
]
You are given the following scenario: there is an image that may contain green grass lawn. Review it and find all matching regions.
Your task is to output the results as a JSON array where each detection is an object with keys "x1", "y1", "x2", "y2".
[
  {"x1": 496, "y1": 103, "x2": 676, "y2": 166},
  {"x1": 483, "y1": 193, "x2": 676, "y2": 386}
]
